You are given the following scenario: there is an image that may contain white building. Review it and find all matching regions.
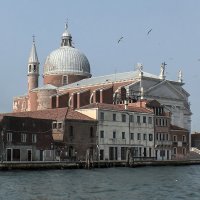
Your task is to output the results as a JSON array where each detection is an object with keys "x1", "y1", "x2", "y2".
[{"x1": 77, "y1": 103, "x2": 155, "y2": 161}]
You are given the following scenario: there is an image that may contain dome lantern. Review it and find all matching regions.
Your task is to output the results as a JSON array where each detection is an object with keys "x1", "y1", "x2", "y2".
[{"x1": 61, "y1": 23, "x2": 72, "y2": 47}]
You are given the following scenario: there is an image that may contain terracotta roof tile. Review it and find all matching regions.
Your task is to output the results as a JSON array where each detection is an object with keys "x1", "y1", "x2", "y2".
[
  {"x1": 79, "y1": 103, "x2": 153, "y2": 114},
  {"x1": 0, "y1": 108, "x2": 96, "y2": 121}
]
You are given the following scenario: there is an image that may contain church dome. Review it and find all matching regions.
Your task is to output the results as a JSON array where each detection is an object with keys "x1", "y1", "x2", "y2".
[{"x1": 43, "y1": 24, "x2": 91, "y2": 78}]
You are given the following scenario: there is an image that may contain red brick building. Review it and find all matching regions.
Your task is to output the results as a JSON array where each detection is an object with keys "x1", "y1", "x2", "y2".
[
  {"x1": 0, "y1": 108, "x2": 97, "y2": 162},
  {"x1": 170, "y1": 125, "x2": 190, "y2": 159}
]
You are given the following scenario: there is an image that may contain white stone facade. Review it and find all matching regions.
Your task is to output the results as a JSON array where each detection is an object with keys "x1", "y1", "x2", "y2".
[{"x1": 77, "y1": 106, "x2": 155, "y2": 161}]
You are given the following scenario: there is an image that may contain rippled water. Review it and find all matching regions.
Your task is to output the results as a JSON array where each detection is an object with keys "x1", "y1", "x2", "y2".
[{"x1": 0, "y1": 166, "x2": 200, "y2": 200}]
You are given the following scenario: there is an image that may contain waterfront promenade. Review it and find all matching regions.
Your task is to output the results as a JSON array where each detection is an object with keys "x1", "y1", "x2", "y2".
[{"x1": 1, "y1": 159, "x2": 200, "y2": 170}]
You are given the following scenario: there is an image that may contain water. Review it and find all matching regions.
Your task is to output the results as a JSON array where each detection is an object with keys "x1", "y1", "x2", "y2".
[{"x1": 0, "y1": 166, "x2": 199, "y2": 200}]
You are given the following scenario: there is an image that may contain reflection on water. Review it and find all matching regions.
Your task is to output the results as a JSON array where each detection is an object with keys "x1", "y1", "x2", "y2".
[{"x1": 0, "y1": 166, "x2": 199, "y2": 200}]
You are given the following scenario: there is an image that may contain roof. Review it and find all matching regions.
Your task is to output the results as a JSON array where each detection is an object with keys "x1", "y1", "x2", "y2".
[
  {"x1": 58, "y1": 70, "x2": 159, "y2": 91},
  {"x1": 79, "y1": 103, "x2": 153, "y2": 114},
  {"x1": 0, "y1": 108, "x2": 96, "y2": 122},
  {"x1": 170, "y1": 124, "x2": 189, "y2": 132},
  {"x1": 32, "y1": 84, "x2": 57, "y2": 91},
  {"x1": 28, "y1": 42, "x2": 39, "y2": 63}
]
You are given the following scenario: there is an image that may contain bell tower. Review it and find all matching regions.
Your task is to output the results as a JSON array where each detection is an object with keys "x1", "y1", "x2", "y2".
[{"x1": 27, "y1": 36, "x2": 39, "y2": 92}]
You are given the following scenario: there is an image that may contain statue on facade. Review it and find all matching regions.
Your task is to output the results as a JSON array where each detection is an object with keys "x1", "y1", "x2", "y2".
[
  {"x1": 159, "y1": 62, "x2": 167, "y2": 79},
  {"x1": 178, "y1": 70, "x2": 183, "y2": 83}
]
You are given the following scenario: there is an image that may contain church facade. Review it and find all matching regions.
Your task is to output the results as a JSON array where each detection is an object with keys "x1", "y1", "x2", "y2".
[{"x1": 13, "y1": 24, "x2": 192, "y2": 131}]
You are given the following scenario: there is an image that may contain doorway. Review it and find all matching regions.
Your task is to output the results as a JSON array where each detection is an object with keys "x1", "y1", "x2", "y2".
[
  {"x1": 27, "y1": 150, "x2": 32, "y2": 161},
  {"x1": 40, "y1": 150, "x2": 43, "y2": 161},
  {"x1": 7, "y1": 149, "x2": 12, "y2": 161}
]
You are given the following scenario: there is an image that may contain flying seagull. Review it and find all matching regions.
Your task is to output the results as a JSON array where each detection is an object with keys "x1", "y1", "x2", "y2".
[
  {"x1": 147, "y1": 28, "x2": 152, "y2": 35},
  {"x1": 118, "y1": 36, "x2": 123, "y2": 43}
]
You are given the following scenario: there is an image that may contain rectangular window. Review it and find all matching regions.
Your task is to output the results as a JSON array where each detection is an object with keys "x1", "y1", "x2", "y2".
[
  {"x1": 173, "y1": 135, "x2": 177, "y2": 142},
  {"x1": 156, "y1": 118, "x2": 158, "y2": 125},
  {"x1": 113, "y1": 113, "x2": 116, "y2": 121},
  {"x1": 52, "y1": 121, "x2": 57, "y2": 129},
  {"x1": 160, "y1": 133, "x2": 162, "y2": 141},
  {"x1": 143, "y1": 133, "x2": 147, "y2": 140},
  {"x1": 182, "y1": 135, "x2": 186, "y2": 142},
  {"x1": 137, "y1": 116, "x2": 140, "y2": 123},
  {"x1": 32, "y1": 134, "x2": 37, "y2": 143},
  {"x1": 162, "y1": 133, "x2": 165, "y2": 141},
  {"x1": 166, "y1": 134, "x2": 169, "y2": 141},
  {"x1": 100, "y1": 130, "x2": 104, "y2": 138},
  {"x1": 100, "y1": 112, "x2": 104, "y2": 120},
  {"x1": 143, "y1": 116, "x2": 146, "y2": 123},
  {"x1": 57, "y1": 122, "x2": 62, "y2": 129},
  {"x1": 156, "y1": 133, "x2": 159, "y2": 140},
  {"x1": 148, "y1": 117, "x2": 152, "y2": 124},
  {"x1": 149, "y1": 134, "x2": 153, "y2": 141},
  {"x1": 113, "y1": 131, "x2": 116, "y2": 139},
  {"x1": 130, "y1": 133, "x2": 134, "y2": 140},
  {"x1": 122, "y1": 132, "x2": 125, "y2": 139},
  {"x1": 7, "y1": 132, "x2": 12, "y2": 142},
  {"x1": 121, "y1": 114, "x2": 126, "y2": 122},
  {"x1": 162, "y1": 119, "x2": 165, "y2": 126},
  {"x1": 137, "y1": 133, "x2": 141, "y2": 140},
  {"x1": 21, "y1": 133, "x2": 27, "y2": 143},
  {"x1": 129, "y1": 115, "x2": 134, "y2": 122}
]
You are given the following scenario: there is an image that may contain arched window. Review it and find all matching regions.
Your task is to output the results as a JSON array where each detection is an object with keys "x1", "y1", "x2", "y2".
[
  {"x1": 62, "y1": 75, "x2": 68, "y2": 85},
  {"x1": 33, "y1": 65, "x2": 36, "y2": 72}
]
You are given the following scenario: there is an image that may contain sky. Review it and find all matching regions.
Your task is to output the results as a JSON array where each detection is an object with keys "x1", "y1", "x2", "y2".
[{"x1": 0, "y1": 0, "x2": 200, "y2": 131}]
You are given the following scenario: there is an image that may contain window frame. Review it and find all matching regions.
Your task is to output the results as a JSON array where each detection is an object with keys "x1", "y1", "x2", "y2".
[
  {"x1": 7, "y1": 132, "x2": 13, "y2": 142},
  {"x1": 21, "y1": 133, "x2": 27, "y2": 143},
  {"x1": 121, "y1": 114, "x2": 126, "y2": 122},
  {"x1": 149, "y1": 134, "x2": 153, "y2": 141},
  {"x1": 113, "y1": 113, "x2": 116, "y2": 121},
  {"x1": 122, "y1": 132, "x2": 125, "y2": 139},
  {"x1": 100, "y1": 130, "x2": 104, "y2": 138},
  {"x1": 32, "y1": 134, "x2": 37, "y2": 143},
  {"x1": 137, "y1": 133, "x2": 141, "y2": 140},
  {"x1": 143, "y1": 116, "x2": 146, "y2": 123},
  {"x1": 100, "y1": 112, "x2": 104, "y2": 121},
  {"x1": 137, "y1": 116, "x2": 141, "y2": 123}
]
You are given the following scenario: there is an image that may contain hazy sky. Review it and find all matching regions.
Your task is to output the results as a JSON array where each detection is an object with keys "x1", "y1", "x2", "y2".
[{"x1": 0, "y1": 0, "x2": 199, "y2": 131}]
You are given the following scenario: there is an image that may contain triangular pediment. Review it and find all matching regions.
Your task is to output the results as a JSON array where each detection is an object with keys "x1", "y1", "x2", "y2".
[{"x1": 145, "y1": 80, "x2": 185, "y2": 100}]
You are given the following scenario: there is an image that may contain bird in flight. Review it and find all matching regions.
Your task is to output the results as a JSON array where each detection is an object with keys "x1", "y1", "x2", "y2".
[
  {"x1": 147, "y1": 28, "x2": 152, "y2": 35},
  {"x1": 118, "y1": 36, "x2": 123, "y2": 43}
]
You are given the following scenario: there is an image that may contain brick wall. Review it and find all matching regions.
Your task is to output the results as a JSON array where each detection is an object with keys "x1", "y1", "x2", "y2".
[{"x1": 44, "y1": 74, "x2": 88, "y2": 87}]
